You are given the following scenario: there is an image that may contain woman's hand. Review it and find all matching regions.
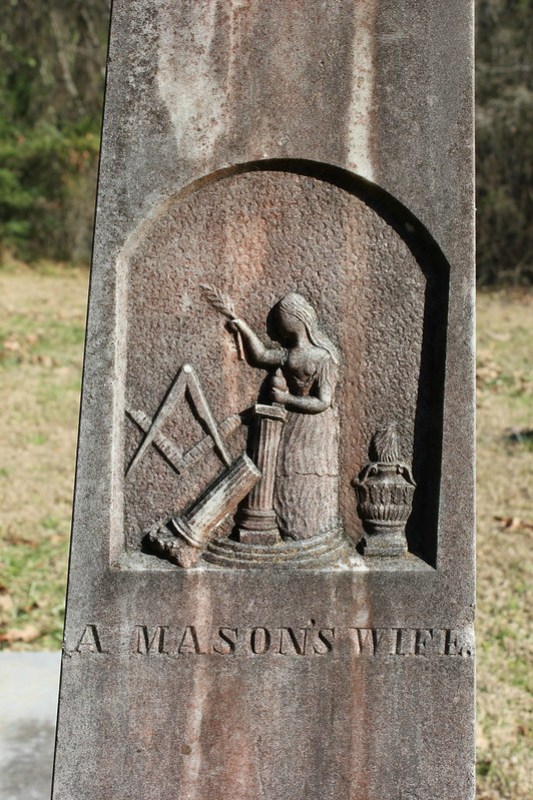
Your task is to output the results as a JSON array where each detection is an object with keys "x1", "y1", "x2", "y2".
[
  {"x1": 270, "y1": 369, "x2": 289, "y2": 405},
  {"x1": 225, "y1": 318, "x2": 242, "y2": 334},
  {"x1": 271, "y1": 387, "x2": 289, "y2": 405},
  {"x1": 225, "y1": 320, "x2": 284, "y2": 369}
]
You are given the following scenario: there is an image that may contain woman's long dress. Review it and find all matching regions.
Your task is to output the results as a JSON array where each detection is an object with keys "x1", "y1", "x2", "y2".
[{"x1": 274, "y1": 353, "x2": 339, "y2": 540}]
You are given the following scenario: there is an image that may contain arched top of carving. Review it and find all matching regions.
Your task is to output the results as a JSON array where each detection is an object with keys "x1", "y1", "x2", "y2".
[{"x1": 120, "y1": 158, "x2": 450, "y2": 282}]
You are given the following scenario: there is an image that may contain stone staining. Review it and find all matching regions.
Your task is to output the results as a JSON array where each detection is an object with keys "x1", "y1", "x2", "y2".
[{"x1": 201, "y1": 284, "x2": 245, "y2": 360}]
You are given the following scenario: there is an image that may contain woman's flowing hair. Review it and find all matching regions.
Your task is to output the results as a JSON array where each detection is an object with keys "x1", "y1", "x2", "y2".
[{"x1": 276, "y1": 292, "x2": 340, "y2": 365}]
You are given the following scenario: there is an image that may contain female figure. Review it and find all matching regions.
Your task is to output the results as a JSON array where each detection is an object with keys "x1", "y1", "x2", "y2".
[{"x1": 230, "y1": 292, "x2": 340, "y2": 540}]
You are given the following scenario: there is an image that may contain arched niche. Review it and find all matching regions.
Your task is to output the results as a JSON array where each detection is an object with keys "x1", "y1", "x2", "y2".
[{"x1": 122, "y1": 159, "x2": 449, "y2": 567}]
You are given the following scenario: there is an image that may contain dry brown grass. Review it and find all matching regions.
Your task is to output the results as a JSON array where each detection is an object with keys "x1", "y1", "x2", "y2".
[
  {"x1": 0, "y1": 262, "x2": 88, "y2": 648},
  {"x1": 476, "y1": 289, "x2": 532, "y2": 799},
  {"x1": 0, "y1": 266, "x2": 531, "y2": 796}
]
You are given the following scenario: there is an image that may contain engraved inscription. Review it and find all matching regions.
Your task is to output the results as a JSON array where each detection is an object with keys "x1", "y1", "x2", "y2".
[
  {"x1": 445, "y1": 628, "x2": 474, "y2": 657},
  {"x1": 250, "y1": 627, "x2": 271, "y2": 655},
  {"x1": 212, "y1": 627, "x2": 238, "y2": 655},
  {"x1": 69, "y1": 624, "x2": 474, "y2": 659},
  {"x1": 75, "y1": 624, "x2": 105, "y2": 654},
  {"x1": 135, "y1": 625, "x2": 168, "y2": 655},
  {"x1": 178, "y1": 625, "x2": 203, "y2": 654}
]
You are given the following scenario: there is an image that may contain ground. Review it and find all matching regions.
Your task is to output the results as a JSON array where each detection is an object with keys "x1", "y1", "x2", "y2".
[
  {"x1": 0, "y1": 263, "x2": 87, "y2": 649},
  {"x1": 476, "y1": 290, "x2": 532, "y2": 799},
  {"x1": 0, "y1": 264, "x2": 531, "y2": 798}
]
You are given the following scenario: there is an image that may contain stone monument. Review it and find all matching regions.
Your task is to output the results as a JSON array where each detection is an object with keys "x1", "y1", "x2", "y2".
[{"x1": 52, "y1": 2, "x2": 476, "y2": 798}]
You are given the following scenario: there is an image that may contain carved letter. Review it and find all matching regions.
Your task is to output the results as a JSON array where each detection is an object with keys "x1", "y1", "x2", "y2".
[
  {"x1": 279, "y1": 627, "x2": 307, "y2": 655},
  {"x1": 415, "y1": 629, "x2": 433, "y2": 655},
  {"x1": 250, "y1": 627, "x2": 271, "y2": 655},
  {"x1": 178, "y1": 626, "x2": 203, "y2": 655},
  {"x1": 347, "y1": 628, "x2": 362, "y2": 654},
  {"x1": 76, "y1": 624, "x2": 104, "y2": 654},
  {"x1": 431, "y1": 628, "x2": 447, "y2": 655},
  {"x1": 313, "y1": 628, "x2": 335, "y2": 654},
  {"x1": 213, "y1": 627, "x2": 238, "y2": 655},
  {"x1": 355, "y1": 629, "x2": 374, "y2": 654},
  {"x1": 396, "y1": 629, "x2": 416, "y2": 656},
  {"x1": 134, "y1": 625, "x2": 168, "y2": 655},
  {"x1": 445, "y1": 629, "x2": 474, "y2": 657},
  {"x1": 372, "y1": 629, "x2": 394, "y2": 654}
]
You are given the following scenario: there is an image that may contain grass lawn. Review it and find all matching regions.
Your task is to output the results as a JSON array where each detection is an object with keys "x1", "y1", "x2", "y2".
[
  {"x1": 0, "y1": 264, "x2": 531, "y2": 798},
  {"x1": 0, "y1": 263, "x2": 88, "y2": 649},
  {"x1": 476, "y1": 290, "x2": 532, "y2": 799}
]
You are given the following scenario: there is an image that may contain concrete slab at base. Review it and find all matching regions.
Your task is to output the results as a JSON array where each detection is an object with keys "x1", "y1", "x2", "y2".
[{"x1": 0, "y1": 652, "x2": 60, "y2": 800}]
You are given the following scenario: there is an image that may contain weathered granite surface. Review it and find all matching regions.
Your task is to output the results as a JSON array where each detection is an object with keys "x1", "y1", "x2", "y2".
[{"x1": 52, "y1": 2, "x2": 476, "y2": 798}]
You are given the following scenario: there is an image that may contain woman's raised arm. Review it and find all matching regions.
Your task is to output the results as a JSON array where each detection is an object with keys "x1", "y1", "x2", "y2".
[{"x1": 230, "y1": 319, "x2": 284, "y2": 368}]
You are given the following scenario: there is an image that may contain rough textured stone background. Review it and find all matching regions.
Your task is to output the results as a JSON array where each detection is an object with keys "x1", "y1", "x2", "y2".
[{"x1": 52, "y1": 2, "x2": 475, "y2": 799}]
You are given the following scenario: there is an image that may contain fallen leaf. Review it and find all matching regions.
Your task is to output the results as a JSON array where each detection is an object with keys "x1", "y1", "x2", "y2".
[
  {"x1": 0, "y1": 624, "x2": 40, "y2": 643},
  {"x1": 2, "y1": 338, "x2": 21, "y2": 352},
  {"x1": 488, "y1": 331, "x2": 511, "y2": 342},
  {"x1": 20, "y1": 601, "x2": 41, "y2": 614},
  {"x1": 4, "y1": 533, "x2": 36, "y2": 546},
  {"x1": 494, "y1": 515, "x2": 533, "y2": 532}
]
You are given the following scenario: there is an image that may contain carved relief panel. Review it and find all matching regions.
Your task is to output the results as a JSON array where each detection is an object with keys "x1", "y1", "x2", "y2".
[{"x1": 121, "y1": 162, "x2": 448, "y2": 569}]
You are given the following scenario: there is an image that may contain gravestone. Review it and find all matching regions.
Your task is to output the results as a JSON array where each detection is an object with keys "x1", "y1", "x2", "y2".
[{"x1": 52, "y1": 3, "x2": 476, "y2": 799}]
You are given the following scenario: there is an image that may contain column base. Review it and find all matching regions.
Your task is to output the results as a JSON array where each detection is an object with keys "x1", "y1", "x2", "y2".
[
  {"x1": 235, "y1": 508, "x2": 282, "y2": 545},
  {"x1": 238, "y1": 529, "x2": 282, "y2": 545},
  {"x1": 360, "y1": 530, "x2": 408, "y2": 557}
]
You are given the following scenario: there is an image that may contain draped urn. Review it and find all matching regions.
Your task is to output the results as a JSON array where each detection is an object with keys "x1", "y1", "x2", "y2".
[{"x1": 353, "y1": 424, "x2": 416, "y2": 557}]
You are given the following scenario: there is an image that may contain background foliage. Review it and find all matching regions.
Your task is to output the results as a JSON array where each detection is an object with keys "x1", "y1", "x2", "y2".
[
  {"x1": 476, "y1": 0, "x2": 533, "y2": 284},
  {"x1": 0, "y1": 0, "x2": 109, "y2": 263},
  {"x1": 0, "y1": 0, "x2": 531, "y2": 277}
]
